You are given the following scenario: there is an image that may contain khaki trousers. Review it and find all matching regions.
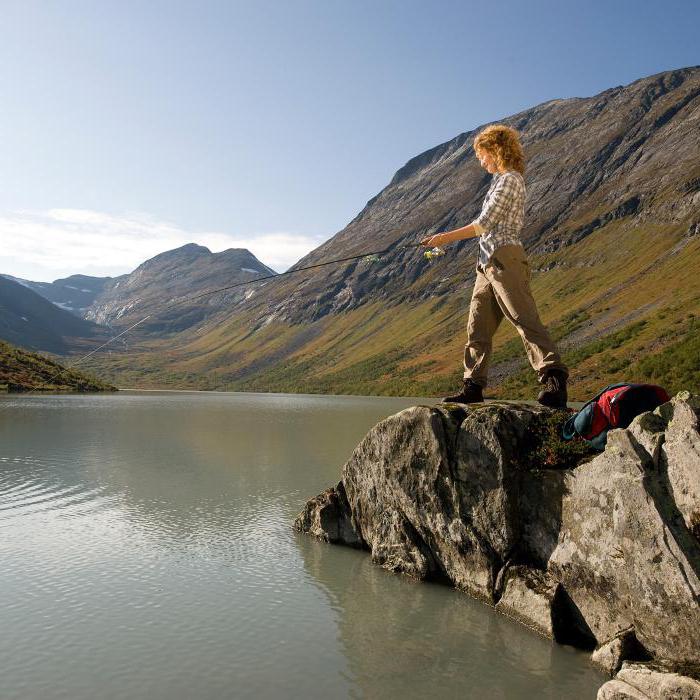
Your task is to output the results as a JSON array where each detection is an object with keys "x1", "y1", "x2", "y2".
[{"x1": 464, "y1": 244, "x2": 567, "y2": 387}]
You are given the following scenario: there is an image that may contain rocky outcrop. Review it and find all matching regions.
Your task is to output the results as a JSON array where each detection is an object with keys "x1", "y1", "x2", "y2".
[
  {"x1": 597, "y1": 662, "x2": 700, "y2": 699},
  {"x1": 292, "y1": 482, "x2": 362, "y2": 547},
  {"x1": 548, "y1": 396, "x2": 700, "y2": 668},
  {"x1": 294, "y1": 392, "x2": 700, "y2": 696}
]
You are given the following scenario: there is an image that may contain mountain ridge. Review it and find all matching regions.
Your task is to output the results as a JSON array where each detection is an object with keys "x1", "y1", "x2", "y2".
[
  {"x1": 1, "y1": 244, "x2": 278, "y2": 351},
  {"x1": 84, "y1": 243, "x2": 277, "y2": 334},
  {"x1": 1, "y1": 273, "x2": 114, "y2": 317},
  {"x1": 0, "y1": 277, "x2": 104, "y2": 354},
  {"x1": 62, "y1": 65, "x2": 700, "y2": 397}
]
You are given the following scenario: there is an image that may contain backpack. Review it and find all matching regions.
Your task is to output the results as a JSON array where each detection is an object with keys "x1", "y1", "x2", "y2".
[{"x1": 562, "y1": 382, "x2": 670, "y2": 451}]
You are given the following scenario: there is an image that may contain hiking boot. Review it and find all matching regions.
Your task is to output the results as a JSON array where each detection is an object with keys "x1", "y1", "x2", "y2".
[
  {"x1": 537, "y1": 369, "x2": 568, "y2": 409},
  {"x1": 442, "y1": 379, "x2": 484, "y2": 404}
]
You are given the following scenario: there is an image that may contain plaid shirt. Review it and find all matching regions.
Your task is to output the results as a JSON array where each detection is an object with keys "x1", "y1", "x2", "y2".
[{"x1": 472, "y1": 171, "x2": 526, "y2": 268}]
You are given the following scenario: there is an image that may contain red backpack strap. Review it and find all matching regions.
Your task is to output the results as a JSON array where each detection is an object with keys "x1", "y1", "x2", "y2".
[
  {"x1": 582, "y1": 401, "x2": 610, "y2": 440},
  {"x1": 599, "y1": 385, "x2": 632, "y2": 426}
]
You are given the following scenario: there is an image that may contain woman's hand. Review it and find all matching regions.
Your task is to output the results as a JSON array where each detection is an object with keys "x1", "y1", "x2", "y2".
[
  {"x1": 421, "y1": 223, "x2": 479, "y2": 247},
  {"x1": 421, "y1": 233, "x2": 445, "y2": 247}
]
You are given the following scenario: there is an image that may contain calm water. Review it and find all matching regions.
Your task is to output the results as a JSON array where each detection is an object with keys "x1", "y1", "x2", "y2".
[{"x1": 0, "y1": 391, "x2": 605, "y2": 699}]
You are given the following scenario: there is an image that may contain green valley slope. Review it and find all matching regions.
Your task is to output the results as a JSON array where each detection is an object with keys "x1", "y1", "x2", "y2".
[{"x1": 0, "y1": 339, "x2": 116, "y2": 392}]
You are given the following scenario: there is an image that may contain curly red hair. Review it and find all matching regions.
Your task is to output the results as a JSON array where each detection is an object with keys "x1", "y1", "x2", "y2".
[{"x1": 474, "y1": 124, "x2": 525, "y2": 175}]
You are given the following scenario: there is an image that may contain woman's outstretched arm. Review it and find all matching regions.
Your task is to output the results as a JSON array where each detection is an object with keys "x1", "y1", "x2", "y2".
[{"x1": 420, "y1": 222, "x2": 483, "y2": 247}]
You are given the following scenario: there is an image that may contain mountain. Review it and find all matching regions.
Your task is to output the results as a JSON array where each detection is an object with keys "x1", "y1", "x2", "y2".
[
  {"x1": 80, "y1": 66, "x2": 700, "y2": 399},
  {"x1": 0, "y1": 277, "x2": 104, "y2": 353},
  {"x1": 1, "y1": 273, "x2": 113, "y2": 317},
  {"x1": 83, "y1": 243, "x2": 277, "y2": 335},
  {"x1": 0, "y1": 338, "x2": 116, "y2": 392}
]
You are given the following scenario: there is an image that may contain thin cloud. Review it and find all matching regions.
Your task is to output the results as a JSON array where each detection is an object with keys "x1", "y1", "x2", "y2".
[{"x1": 0, "y1": 209, "x2": 327, "y2": 281}]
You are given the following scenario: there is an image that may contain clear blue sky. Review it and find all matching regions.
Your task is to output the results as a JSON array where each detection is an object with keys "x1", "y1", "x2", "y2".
[{"x1": 1, "y1": 0, "x2": 698, "y2": 280}]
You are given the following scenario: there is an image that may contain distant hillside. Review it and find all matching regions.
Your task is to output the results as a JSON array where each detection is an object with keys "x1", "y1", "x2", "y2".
[
  {"x1": 0, "y1": 339, "x2": 115, "y2": 392},
  {"x1": 1, "y1": 273, "x2": 113, "y2": 317},
  {"x1": 83, "y1": 243, "x2": 277, "y2": 335},
  {"x1": 0, "y1": 277, "x2": 104, "y2": 353},
  {"x1": 79, "y1": 66, "x2": 700, "y2": 400}
]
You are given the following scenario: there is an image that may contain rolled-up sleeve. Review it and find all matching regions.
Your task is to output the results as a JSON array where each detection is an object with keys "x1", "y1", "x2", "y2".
[{"x1": 475, "y1": 174, "x2": 519, "y2": 231}]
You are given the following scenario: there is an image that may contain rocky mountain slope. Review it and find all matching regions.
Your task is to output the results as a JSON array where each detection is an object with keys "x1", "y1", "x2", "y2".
[
  {"x1": 1, "y1": 273, "x2": 113, "y2": 317},
  {"x1": 295, "y1": 392, "x2": 700, "y2": 698},
  {"x1": 83, "y1": 243, "x2": 277, "y2": 335},
  {"x1": 0, "y1": 338, "x2": 115, "y2": 392},
  {"x1": 2, "y1": 245, "x2": 277, "y2": 348},
  {"x1": 0, "y1": 276, "x2": 104, "y2": 353},
  {"x1": 79, "y1": 66, "x2": 700, "y2": 399}
]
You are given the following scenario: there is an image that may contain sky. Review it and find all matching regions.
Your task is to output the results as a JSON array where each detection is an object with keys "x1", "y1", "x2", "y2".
[{"x1": 1, "y1": 0, "x2": 698, "y2": 281}]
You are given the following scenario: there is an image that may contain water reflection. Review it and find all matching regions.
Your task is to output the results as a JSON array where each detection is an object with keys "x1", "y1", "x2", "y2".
[
  {"x1": 0, "y1": 392, "x2": 425, "y2": 543},
  {"x1": 0, "y1": 391, "x2": 603, "y2": 699},
  {"x1": 297, "y1": 531, "x2": 603, "y2": 698}
]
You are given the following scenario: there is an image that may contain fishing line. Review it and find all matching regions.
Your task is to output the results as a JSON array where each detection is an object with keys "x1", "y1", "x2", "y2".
[{"x1": 27, "y1": 241, "x2": 426, "y2": 392}]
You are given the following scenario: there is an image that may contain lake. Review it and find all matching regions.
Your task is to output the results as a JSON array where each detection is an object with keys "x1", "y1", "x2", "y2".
[{"x1": 0, "y1": 391, "x2": 605, "y2": 699}]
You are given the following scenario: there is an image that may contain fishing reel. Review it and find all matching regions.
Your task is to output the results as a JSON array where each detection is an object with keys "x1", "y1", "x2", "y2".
[{"x1": 424, "y1": 246, "x2": 446, "y2": 261}]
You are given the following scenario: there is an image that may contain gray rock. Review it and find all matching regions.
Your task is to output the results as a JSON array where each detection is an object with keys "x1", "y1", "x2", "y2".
[
  {"x1": 295, "y1": 393, "x2": 700, "y2": 673},
  {"x1": 338, "y1": 402, "x2": 579, "y2": 601},
  {"x1": 293, "y1": 481, "x2": 363, "y2": 547},
  {"x1": 519, "y1": 468, "x2": 570, "y2": 568},
  {"x1": 626, "y1": 391, "x2": 700, "y2": 541},
  {"x1": 495, "y1": 566, "x2": 559, "y2": 638},
  {"x1": 452, "y1": 404, "x2": 539, "y2": 582},
  {"x1": 548, "y1": 424, "x2": 700, "y2": 664},
  {"x1": 597, "y1": 679, "x2": 651, "y2": 700},
  {"x1": 660, "y1": 392, "x2": 700, "y2": 540},
  {"x1": 341, "y1": 405, "x2": 485, "y2": 591},
  {"x1": 598, "y1": 662, "x2": 700, "y2": 699},
  {"x1": 592, "y1": 629, "x2": 650, "y2": 676}
]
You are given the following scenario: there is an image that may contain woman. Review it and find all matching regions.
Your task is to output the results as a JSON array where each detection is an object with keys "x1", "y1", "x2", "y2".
[{"x1": 421, "y1": 124, "x2": 568, "y2": 407}]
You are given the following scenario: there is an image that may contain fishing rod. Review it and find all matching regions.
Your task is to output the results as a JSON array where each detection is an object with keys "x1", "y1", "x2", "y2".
[
  {"x1": 28, "y1": 240, "x2": 432, "y2": 392},
  {"x1": 185, "y1": 241, "x2": 425, "y2": 302}
]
